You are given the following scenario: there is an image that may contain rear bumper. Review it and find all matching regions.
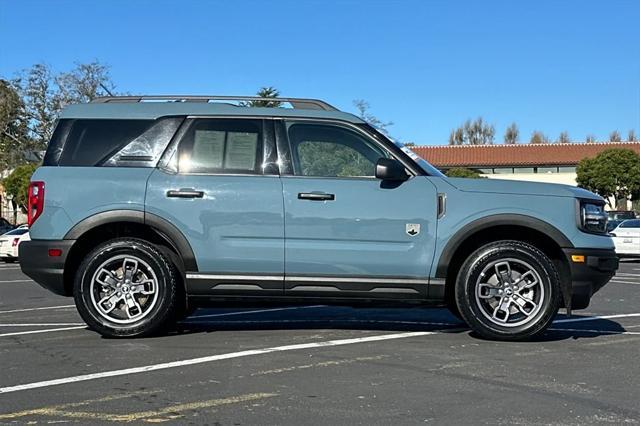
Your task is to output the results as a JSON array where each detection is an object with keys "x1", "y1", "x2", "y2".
[
  {"x1": 19, "y1": 239, "x2": 75, "y2": 296},
  {"x1": 563, "y1": 248, "x2": 618, "y2": 309}
]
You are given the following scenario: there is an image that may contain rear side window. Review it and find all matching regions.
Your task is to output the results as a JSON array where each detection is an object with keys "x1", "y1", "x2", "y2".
[
  {"x1": 620, "y1": 220, "x2": 640, "y2": 228},
  {"x1": 5, "y1": 228, "x2": 28, "y2": 236},
  {"x1": 44, "y1": 118, "x2": 182, "y2": 167},
  {"x1": 177, "y1": 119, "x2": 263, "y2": 174}
]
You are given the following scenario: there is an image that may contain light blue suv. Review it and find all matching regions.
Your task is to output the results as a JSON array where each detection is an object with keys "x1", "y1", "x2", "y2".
[{"x1": 20, "y1": 95, "x2": 618, "y2": 340}]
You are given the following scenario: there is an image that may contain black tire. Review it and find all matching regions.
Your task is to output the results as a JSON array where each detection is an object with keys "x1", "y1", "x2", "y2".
[
  {"x1": 455, "y1": 240, "x2": 560, "y2": 341},
  {"x1": 74, "y1": 238, "x2": 180, "y2": 338},
  {"x1": 3, "y1": 258, "x2": 16, "y2": 263}
]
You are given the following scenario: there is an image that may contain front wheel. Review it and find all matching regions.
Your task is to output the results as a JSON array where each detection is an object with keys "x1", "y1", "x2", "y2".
[
  {"x1": 455, "y1": 240, "x2": 560, "y2": 341},
  {"x1": 74, "y1": 238, "x2": 180, "y2": 338}
]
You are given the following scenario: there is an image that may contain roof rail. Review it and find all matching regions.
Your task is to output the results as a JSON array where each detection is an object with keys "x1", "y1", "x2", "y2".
[{"x1": 90, "y1": 95, "x2": 338, "y2": 111}]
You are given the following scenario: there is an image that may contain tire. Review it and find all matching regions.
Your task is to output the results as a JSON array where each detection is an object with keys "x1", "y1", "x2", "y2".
[
  {"x1": 74, "y1": 238, "x2": 180, "y2": 338},
  {"x1": 455, "y1": 240, "x2": 560, "y2": 341},
  {"x1": 3, "y1": 258, "x2": 16, "y2": 263}
]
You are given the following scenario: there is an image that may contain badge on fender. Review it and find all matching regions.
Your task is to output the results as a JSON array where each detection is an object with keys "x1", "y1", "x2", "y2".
[{"x1": 406, "y1": 223, "x2": 420, "y2": 236}]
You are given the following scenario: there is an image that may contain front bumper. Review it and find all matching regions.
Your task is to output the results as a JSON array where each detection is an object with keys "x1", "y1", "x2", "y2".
[
  {"x1": 563, "y1": 248, "x2": 618, "y2": 309},
  {"x1": 19, "y1": 239, "x2": 76, "y2": 296}
]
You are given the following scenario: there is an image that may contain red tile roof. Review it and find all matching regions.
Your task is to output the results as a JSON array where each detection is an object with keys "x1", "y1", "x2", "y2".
[{"x1": 412, "y1": 142, "x2": 640, "y2": 168}]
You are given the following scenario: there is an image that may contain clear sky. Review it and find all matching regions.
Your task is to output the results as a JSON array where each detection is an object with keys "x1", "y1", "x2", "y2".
[{"x1": 1, "y1": 0, "x2": 638, "y2": 145}]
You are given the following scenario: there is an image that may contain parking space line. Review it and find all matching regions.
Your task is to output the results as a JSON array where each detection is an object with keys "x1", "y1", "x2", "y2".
[
  {"x1": 0, "y1": 330, "x2": 456, "y2": 394},
  {"x1": 615, "y1": 273, "x2": 640, "y2": 277},
  {"x1": 610, "y1": 279, "x2": 640, "y2": 285},
  {"x1": 0, "y1": 279, "x2": 34, "y2": 283},
  {"x1": 0, "y1": 323, "x2": 85, "y2": 327},
  {"x1": 549, "y1": 328, "x2": 640, "y2": 335},
  {"x1": 0, "y1": 305, "x2": 75, "y2": 314},
  {"x1": 553, "y1": 312, "x2": 640, "y2": 324},
  {"x1": 0, "y1": 326, "x2": 86, "y2": 338},
  {"x1": 188, "y1": 305, "x2": 326, "y2": 320}
]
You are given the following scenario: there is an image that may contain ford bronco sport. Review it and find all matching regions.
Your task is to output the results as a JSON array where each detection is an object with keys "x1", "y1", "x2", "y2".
[{"x1": 20, "y1": 95, "x2": 618, "y2": 340}]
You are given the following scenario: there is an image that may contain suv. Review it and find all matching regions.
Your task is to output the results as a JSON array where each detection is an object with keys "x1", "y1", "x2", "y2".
[{"x1": 20, "y1": 95, "x2": 618, "y2": 340}]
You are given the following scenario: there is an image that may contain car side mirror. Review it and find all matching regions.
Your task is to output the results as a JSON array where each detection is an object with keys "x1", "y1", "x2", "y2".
[{"x1": 375, "y1": 158, "x2": 409, "y2": 182}]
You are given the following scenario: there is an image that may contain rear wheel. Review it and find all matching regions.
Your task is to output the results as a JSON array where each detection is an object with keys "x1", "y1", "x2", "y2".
[
  {"x1": 74, "y1": 238, "x2": 179, "y2": 337},
  {"x1": 455, "y1": 240, "x2": 560, "y2": 341}
]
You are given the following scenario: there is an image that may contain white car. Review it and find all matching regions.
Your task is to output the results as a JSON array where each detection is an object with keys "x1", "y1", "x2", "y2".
[
  {"x1": 611, "y1": 219, "x2": 640, "y2": 257},
  {"x1": 0, "y1": 226, "x2": 30, "y2": 263}
]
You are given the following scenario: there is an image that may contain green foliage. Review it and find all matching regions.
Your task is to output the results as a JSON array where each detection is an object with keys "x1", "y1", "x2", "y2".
[
  {"x1": 529, "y1": 131, "x2": 549, "y2": 144},
  {"x1": 449, "y1": 117, "x2": 495, "y2": 145},
  {"x1": 2, "y1": 163, "x2": 38, "y2": 210},
  {"x1": 445, "y1": 167, "x2": 484, "y2": 179},
  {"x1": 504, "y1": 123, "x2": 518, "y2": 144},
  {"x1": 242, "y1": 87, "x2": 282, "y2": 108},
  {"x1": 298, "y1": 141, "x2": 373, "y2": 177},
  {"x1": 0, "y1": 80, "x2": 29, "y2": 169},
  {"x1": 353, "y1": 100, "x2": 393, "y2": 136},
  {"x1": 576, "y1": 148, "x2": 640, "y2": 207}
]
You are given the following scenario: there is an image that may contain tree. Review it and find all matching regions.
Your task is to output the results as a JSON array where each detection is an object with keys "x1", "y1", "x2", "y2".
[
  {"x1": 2, "y1": 163, "x2": 37, "y2": 223},
  {"x1": 504, "y1": 123, "x2": 518, "y2": 144},
  {"x1": 0, "y1": 80, "x2": 29, "y2": 169},
  {"x1": 353, "y1": 100, "x2": 393, "y2": 136},
  {"x1": 529, "y1": 131, "x2": 549, "y2": 144},
  {"x1": 628, "y1": 129, "x2": 637, "y2": 142},
  {"x1": 586, "y1": 134, "x2": 596, "y2": 143},
  {"x1": 576, "y1": 148, "x2": 640, "y2": 208},
  {"x1": 445, "y1": 167, "x2": 484, "y2": 178},
  {"x1": 55, "y1": 61, "x2": 116, "y2": 104},
  {"x1": 556, "y1": 131, "x2": 570, "y2": 144},
  {"x1": 242, "y1": 86, "x2": 282, "y2": 108},
  {"x1": 449, "y1": 117, "x2": 495, "y2": 145},
  {"x1": 609, "y1": 130, "x2": 622, "y2": 142}
]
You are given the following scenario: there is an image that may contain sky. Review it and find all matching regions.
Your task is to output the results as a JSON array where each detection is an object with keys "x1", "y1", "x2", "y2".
[{"x1": 1, "y1": 0, "x2": 639, "y2": 145}]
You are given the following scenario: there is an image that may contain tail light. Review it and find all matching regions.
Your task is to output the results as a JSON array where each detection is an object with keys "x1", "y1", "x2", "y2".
[
  {"x1": 28, "y1": 181, "x2": 45, "y2": 227},
  {"x1": 12, "y1": 238, "x2": 20, "y2": 247}
]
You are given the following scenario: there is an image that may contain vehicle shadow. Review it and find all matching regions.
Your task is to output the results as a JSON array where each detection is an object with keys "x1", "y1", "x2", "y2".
[{"x1": 167, "y1": 306, "x2": 629, "y2": 342}]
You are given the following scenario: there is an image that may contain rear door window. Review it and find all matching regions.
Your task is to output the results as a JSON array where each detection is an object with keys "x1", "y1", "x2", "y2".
[{"x1": 177, "y1": 119, "x2": 263, "y2": 174}]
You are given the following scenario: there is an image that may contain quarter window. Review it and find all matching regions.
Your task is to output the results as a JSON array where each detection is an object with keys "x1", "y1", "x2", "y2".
[
  {"x1": 287, "y1": 123, "x2": 387, "y2": 177},
  {"x1": 178, "y1": 119, "x2": 263, "y2": 174}
]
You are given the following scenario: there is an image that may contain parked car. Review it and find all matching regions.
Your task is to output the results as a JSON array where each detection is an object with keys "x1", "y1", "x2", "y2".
[
  {"x1": 20, "y1": 95, "x2": 618, "y2": 341},
  {"x1": 610, "y1": 219, "x2": 640, "y2": 257},
  {"x1": 607, "y1": 219, "x2": 624, "y2": 233},
  {"x1": 0, "y1": 226, "x2": 30, "y2": 262},
  {"x1": 0, "y1": 217, "x2": 14, "y2": 235},
  {"x1": 607, "y1": 210, "x2": 636, "y2": 221}
]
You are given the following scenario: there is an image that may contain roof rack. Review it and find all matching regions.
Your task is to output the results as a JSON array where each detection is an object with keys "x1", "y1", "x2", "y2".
[{"x1": 91, "y1": 95, "x2": 338, "y2": 111}]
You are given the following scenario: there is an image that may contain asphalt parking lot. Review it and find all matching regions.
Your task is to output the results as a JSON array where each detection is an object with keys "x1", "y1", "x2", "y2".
[{"x1": 1, "y1": 261, "x2": 640, "y2": 425}]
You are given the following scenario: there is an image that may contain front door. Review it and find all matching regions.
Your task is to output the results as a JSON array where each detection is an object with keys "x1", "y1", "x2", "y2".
[
  {"x1": 145, "y1": 118, "x2": 284, "y2": 296},
  {"x1": 280, "y1": 121, "x2": 438, "y2": 299}
]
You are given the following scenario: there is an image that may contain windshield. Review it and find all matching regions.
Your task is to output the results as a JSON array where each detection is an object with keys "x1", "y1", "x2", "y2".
[
  {"x1": 392, "y1": 140, "x2": 446, "y2": 178},
  {"x1": 620, "y1": 219, "x2": 640, "y2": 228}
]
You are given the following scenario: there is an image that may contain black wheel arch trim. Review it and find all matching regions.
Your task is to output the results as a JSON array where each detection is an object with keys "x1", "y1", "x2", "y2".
[
  {"x1": 435, "y1": 214, "x2": 574, "y2": 278},
  {"x1": 63, "y1": 209, "x2": 198, "y2": 271}
]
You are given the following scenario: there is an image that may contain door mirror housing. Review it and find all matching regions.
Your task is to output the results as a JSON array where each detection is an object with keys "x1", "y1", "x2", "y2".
[{"x1": 375, "y1": 158, "x2": 409, "y2": 181}]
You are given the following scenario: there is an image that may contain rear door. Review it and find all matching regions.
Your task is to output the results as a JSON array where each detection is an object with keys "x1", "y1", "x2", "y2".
[
  {"x1": 145, "y1": 118, "x2": 285, "y2": 296},
  {"x1": 278, "y1": 120, "x2": 438, "y2": 299}
]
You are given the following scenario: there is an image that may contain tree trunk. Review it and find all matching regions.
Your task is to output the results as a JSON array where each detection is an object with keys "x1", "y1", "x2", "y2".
[{"x1": 10, "y1": 200, "x2": 17, "y2": 224}]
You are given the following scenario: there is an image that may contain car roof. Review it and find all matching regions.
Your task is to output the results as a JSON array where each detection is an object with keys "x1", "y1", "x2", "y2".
[{"x1": 60, "y1": 101, "x2": 365, "y2": 124}]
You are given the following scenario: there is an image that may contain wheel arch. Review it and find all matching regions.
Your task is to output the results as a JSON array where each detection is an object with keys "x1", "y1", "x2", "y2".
[
  {"x1": 437, "y1": 214, "x2": 573, "y2": 310},
  {"x1": 62, "y1": 210, "x2": 197, "y2": 295}
]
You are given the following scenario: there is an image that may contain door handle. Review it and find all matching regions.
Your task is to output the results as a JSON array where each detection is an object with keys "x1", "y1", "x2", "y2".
[
  {"x1": 167, "y1": 189, "x2": 205, "y2": 199},
  {"x1": 298, "y1": 192, "x2": 335, "y2": 201}
]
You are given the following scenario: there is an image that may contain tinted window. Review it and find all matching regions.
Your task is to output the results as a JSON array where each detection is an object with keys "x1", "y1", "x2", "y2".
[
  {"x1": 178, "y1": 119, "x2": 263, "y2": 174},
  {"x1": 620, "y1": 220, "x2": 640, "y2": 228},
  {"x1": 288, "y1": 123, "x2": 386, "y2": 177},
  {"x1": 4, "y1": 228, "x2": 28, "y2": 236},
  {"x1": 58, "y1": 120, "x2": 154, "y2": 166}
]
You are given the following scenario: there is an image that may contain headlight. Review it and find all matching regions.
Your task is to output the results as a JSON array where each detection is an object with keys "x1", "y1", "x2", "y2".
[{"x1": 579, "y1": 201, "x2": 607, "y2": 234}]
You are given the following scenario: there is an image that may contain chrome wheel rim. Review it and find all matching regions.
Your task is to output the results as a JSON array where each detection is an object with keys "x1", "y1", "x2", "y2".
[
  {"x1": 474, "y1": 258, "x2": 545, "y2": 328},
  {"x1": 89, "y1": 255, "x2": 159, "y2": 324}
]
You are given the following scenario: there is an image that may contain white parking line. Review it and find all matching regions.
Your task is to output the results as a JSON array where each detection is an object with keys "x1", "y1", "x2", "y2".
[
  {"x1": 0, "y1": 280, "x2": 33, "y2": 283},
  {"x1": 0, "y1": 330, "x2": 457, "y2": 394},
  {"x1": 0, "y1": 305, "x2": 75, "y2": 314},
  {"x1": 554, "y1": 312, "x2": 640, "y2": 324},
  {"x1": 0, "y1": 326, "x2": 86, "y2": 338},
  {"x1": 610, "y1": 279, "x2": 640, "y2": 285},
  {"x1": 0, "y1": 323, "x2": 85, "y2": 327},
  {"x1": 549, "y1": 328, "x2": 640, "y2": 335},
  {"x1": 615, "y1": 273, "x2": 640, "y2": 277},
  {"x1": 188, "y1": 305, "x2": 326, "y2": 320}
]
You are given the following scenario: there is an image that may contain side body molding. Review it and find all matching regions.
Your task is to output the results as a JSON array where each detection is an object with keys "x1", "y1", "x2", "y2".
[
  {"x1": 434, "y1": 214, "x2": 574, "y2": 278},
  {"x1": 63, "y1": 210, "x2": 198, "y2": 271}
]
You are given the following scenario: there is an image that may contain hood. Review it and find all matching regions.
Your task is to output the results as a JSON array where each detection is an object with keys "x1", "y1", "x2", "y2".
[{"x1": 445, "y1": 177, "x2": 602, "y2": 200}]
